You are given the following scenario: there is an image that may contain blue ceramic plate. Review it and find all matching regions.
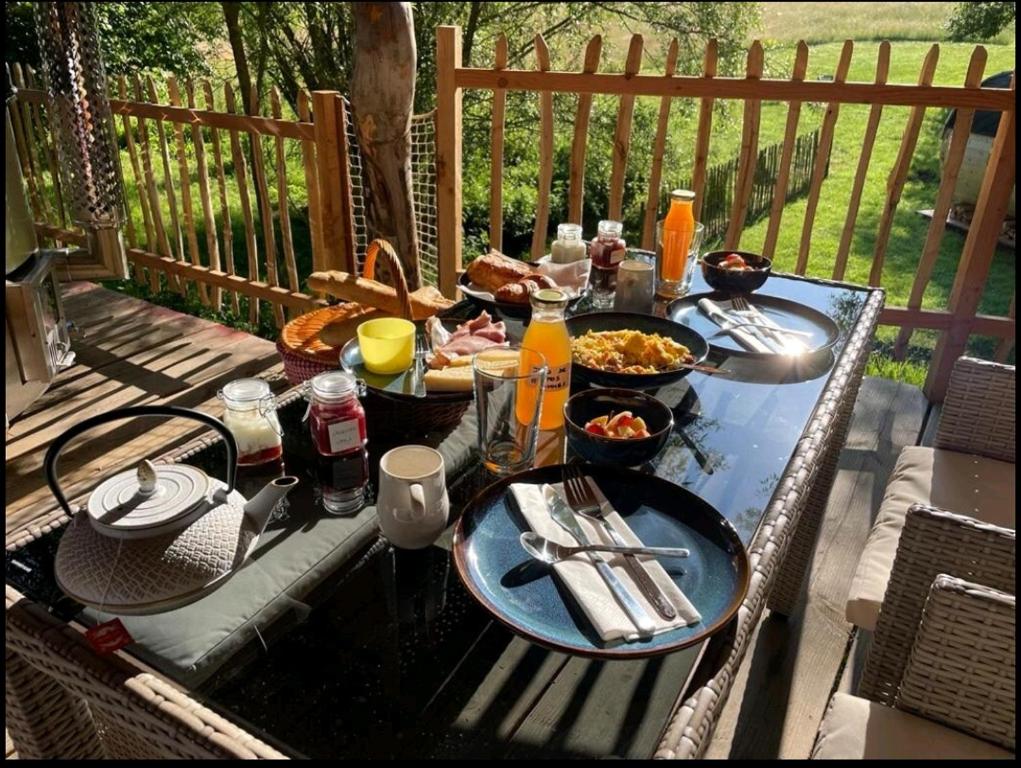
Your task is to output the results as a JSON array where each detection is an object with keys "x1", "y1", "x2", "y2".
[
  {"x1": 667, "y1": 292, "x2": 839, "y2": 358},
  {"x1": 452, "y1": 465, "x2": 749, "y2": 658}
]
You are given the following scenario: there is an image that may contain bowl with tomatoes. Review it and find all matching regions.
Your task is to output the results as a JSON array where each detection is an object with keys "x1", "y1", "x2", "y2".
[
  {"x1": 564, "y1": 388, "x2": 674, "y2": 467},
  {"x1": 700, "y1": 250, "x2": 772, "y2": 293}
]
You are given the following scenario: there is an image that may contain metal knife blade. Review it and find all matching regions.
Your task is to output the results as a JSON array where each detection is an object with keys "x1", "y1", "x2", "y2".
[{"x1": 542, "y1": 484, "x2": 656, "y2": 638}]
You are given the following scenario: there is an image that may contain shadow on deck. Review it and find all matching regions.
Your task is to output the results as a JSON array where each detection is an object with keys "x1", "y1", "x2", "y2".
[{"x1": 5, "y1": 282, "x2": 286, "y2": 537}]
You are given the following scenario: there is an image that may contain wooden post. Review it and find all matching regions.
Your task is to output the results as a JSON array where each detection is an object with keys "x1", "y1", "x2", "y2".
[
  {"x1": 924, "y1": 75, "x2": 1015, "y2": 402},
  {"x1": 893, "y1": 46, "x2": 986, "y2": 357},
  {"x1": 723, "y1": 41, "x2": 764, "y2": 250},
  {"x1": 691, "y1": 41, "x2": 718, "y2": 222},
  {"x1": 761, "y1": 42, "x2": 808, "y2": 262},
  {"x1": 607, "y1": 35, "x2": 644, "y2": 224},
  {"x1": 531, "y1": 34, "x2": 554, "y2": 261},
  {"x1": 312, "y1": 90, "x2": 356, "y2": 274},
  {"x1": 350, "y1": 2, "x2": 421, "y2": 289},
  {"x1": 833, "y1": 43, "x2": 890, "y2": 281},
  {"x1": 641, "y1": 39, "x2": 678, "y2": 251},
  {"x1": 436, "y1": 25, "x2": 463, "y2": 298},
  {"x1": 489, "y1": 34, "x2": 508, "y2": 252},
  {"x1": 567, "y1": 36, "x2": 603, "y2": 227},
  {"x1": 868, "y1": 45, "x2": 940, "y2": 287}
]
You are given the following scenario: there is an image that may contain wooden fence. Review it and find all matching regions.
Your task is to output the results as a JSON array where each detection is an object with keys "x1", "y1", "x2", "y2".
[
  {"x1": 677, "y1": 129, "x2": 822, "y2": 245},
  {"x1": 7, "y1": 63, "x2": 362, "y2": 328},
  {"x1": 434, "y1": 28, "x2": 1015, "y2": 401}
]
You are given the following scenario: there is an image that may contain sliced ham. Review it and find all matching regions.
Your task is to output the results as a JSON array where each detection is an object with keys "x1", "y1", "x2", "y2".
[{"x1": 428, "y1": 311, "x2": 508, "y2": 369}]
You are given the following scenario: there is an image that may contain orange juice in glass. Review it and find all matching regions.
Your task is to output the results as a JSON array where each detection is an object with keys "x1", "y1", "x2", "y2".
[
  {"x1": 518, "y1": 289, "x2": 571, "y2": 430},
  {"x1": 657, "y1": 189, "x2": 698, "y2": 297}
]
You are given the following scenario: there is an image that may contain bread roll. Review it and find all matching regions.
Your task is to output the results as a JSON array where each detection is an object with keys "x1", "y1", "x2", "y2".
[
  {"x1": 494, "y1": 281, "x2": 529, "y2": 304},
  {"x1": 466, "y1": 252, "x2": 534, "y2": 292}
]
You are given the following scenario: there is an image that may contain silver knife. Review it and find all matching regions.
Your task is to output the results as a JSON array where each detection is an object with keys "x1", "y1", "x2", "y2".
[
  {"x1": 542, "y1": 484, "x2": 656, "y2": 639},
  {"x1": 567, "y1": 484, "x2": 678, "y2": 621},
  {"x1": 697, "y1": 298, "x2": 773, "y2": 354}
]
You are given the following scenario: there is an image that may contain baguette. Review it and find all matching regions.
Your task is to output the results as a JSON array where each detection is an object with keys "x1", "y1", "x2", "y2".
[{"x1": 308, "y1": 271, "x2": 453, "y2": 319}]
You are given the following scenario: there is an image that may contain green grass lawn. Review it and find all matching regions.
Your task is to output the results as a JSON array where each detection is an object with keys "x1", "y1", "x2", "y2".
[{"x1": 757, "y1": 2, "x2": 1014, "y2": 45}]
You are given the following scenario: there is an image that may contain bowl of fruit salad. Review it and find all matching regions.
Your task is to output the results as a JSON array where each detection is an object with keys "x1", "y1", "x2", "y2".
[
  {"x1": 564, "y1": 388, "x2": 674, "y2": 467},
  {"x1": 701, "y1": 250, "x2": 772, "y2": 293}
]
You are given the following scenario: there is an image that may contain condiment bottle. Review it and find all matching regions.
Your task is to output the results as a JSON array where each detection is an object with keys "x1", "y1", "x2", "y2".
[
  {"x1": 519, "y1": 288, "x2": 571, "y2": 430},
  {"x1": 660, "y1": 190, "x2": 696, "y2": 285},
  {"x1": 550, "y1": 223, "x2": 587, "y2": 264},
  {"x1": 307, "y1": 371, "x2": 367, "y2": 457},
  {"x1": 218, "y1": 378, "x2": 283, "y2": 466},
  {"x1": 588, "y1": 220, "x2": 627, "y2": 309}
]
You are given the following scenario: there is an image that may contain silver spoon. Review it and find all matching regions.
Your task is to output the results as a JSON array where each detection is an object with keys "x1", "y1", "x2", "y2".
[{"x1": 520, "y1": 531, "x2": 690, "y2": 564}]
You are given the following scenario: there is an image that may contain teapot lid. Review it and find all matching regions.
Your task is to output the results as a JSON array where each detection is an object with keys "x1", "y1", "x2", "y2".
[{"x1": 87, "y1": 460, "x2": 212, "y2": 539}]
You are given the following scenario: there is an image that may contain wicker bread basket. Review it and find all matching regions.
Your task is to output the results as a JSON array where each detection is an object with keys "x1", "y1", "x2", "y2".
[
  {"x1": 277, "y1": 239, "x2": 414, "y2": 386},
  {"x1": 277, "y1": 240, "x2": 469, "y2": 435}
]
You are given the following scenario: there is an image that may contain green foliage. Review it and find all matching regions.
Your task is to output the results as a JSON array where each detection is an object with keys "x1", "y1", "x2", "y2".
[
  {"x1": 945, "y1": 1, "x2": 1016, "y2": 41},
  {"x1": 4, "y1": 1, "x2": 222, "y2": 77}
]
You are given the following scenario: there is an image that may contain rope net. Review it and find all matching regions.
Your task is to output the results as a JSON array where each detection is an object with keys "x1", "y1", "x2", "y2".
[{"x1": 344, "y1": 100, "x2": 439, "y2": 288}]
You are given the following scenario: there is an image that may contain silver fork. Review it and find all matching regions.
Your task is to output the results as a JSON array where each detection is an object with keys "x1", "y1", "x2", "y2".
[
  {"x1": 730, "y1": 296, "x2": 785, "y2": 352},
  {"x1": 562, "y1": 465, "x2": 678, "y2": 621},
  {"x1": 412, "y1": 331, "x2": 429, "y2": 398}
]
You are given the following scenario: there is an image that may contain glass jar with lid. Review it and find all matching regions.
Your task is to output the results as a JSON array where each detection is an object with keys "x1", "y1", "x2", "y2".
[
  {"x1": 588, "y1": 220, "x2": 627, "y2": 309},
  {"x1": 304, "y1": 371, "x2": 369, "y2": 515},
  {"x1": 550, "y1": 223, "x2": 587, "y2": 264},
  {"x1": 218, "y1": 378, "x2": 283, "y2": 466},
  {"x1": 305, "y1": 371, "x2": 368, "y2": 457}
]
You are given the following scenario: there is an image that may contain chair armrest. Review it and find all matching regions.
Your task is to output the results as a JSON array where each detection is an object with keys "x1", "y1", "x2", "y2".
[
  {"x1": 859, "y1": 503, "x2": 1015, "y2": 706},
  {"x1": 935, "y1": 357, "x2": 1015, "y2": 463},
  {"x1": 897, "y1": 574, "x2": 1015, "y2": 751}
]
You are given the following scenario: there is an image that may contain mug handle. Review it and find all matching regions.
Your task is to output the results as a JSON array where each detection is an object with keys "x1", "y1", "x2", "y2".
[{"x1": 394, "y1": 483, "x2": 427, "y2": 523}]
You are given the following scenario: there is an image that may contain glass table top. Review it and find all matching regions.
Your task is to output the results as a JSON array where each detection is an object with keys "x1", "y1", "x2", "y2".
[{"x1": 6, "y1": 270, "x2": 874, "y2": 759}]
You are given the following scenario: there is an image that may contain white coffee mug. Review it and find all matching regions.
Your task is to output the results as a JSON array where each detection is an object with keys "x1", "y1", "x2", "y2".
[{"x1": 376, "y1": 445, "x2": 449, "y2": 549}]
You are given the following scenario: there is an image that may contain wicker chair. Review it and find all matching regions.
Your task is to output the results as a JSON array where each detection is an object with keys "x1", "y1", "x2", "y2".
[
  {"x1": 811, "y1": 506, "x2": 1015, "y2": 759},
  {"x1": 845, "y1": 357, "x2": 1015, "y2": 630},
  {"x1": 813, "y1": 576, "x2": 1014, "y2": 758},
  {"x1": 5, "y1": 586, "x2": 286, "y2": 759}
]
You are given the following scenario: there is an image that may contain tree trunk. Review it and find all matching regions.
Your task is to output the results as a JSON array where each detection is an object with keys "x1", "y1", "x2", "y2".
[
  {"x1": 222, "y1": 2, "x2": 254, "y2": 115},
  {"x1": 350, "y1": 2, "x2": 421, "y2": 289}
]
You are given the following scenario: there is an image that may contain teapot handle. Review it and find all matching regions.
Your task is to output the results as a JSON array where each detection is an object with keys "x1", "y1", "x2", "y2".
[{"x1": 43, "y1": 405, "x2": 239, "y2": 517}]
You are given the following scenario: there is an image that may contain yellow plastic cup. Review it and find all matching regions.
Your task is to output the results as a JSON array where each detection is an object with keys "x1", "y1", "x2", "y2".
[{"x1": 357, "y1": 318, "x2": 415, "y2": 375}]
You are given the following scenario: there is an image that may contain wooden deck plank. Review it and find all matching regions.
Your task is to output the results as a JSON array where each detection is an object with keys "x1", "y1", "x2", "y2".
[
  {"x1": 705, "y1": 377, "x2": 928, "y2": 759},
  {"x1": 5, "y1": 283, "x2": 285, "y2": 537}
]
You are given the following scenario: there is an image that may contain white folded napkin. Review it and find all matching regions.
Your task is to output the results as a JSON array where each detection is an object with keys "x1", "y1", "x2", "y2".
[
  {"x1": 509, "y1": 481, "x2": 700, "y2": 644},
  {"x1": 698, "y1": 298, "x2": 773, "y2": 353},
  {"x1": 534, "y1": 257, "x2": 591, "y2": 298},
  {"x1": 463, "y1": 258, "x2": 591, "y2": 301}
]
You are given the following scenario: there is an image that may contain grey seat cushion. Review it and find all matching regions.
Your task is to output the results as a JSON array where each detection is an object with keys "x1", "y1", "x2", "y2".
[
  {"x1": 846, "y1": 446, "x2": 1015, "y2": 630},
  {"x1": 812, "y1": 693, "x2": 1014, "y2": 760},
  {"x1": 84, "y1": 506, "x2": 380, "y2": 688}
]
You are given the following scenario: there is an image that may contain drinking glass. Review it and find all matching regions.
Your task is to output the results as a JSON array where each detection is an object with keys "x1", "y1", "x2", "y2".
[
  {"x1": 473, "y1": 346, "x2": 548, "y2": 476},
  {"x1": 613, "y1": 251, "x2": 656, "y2": 314},
  {"x1": 655, "y1": 221, "x2": 704, "y2": 298}
]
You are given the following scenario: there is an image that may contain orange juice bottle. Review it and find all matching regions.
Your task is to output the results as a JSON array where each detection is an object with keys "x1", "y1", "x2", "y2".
[
  {"x1": 660, "y1": 189, "x2": 696, "y2": 283},
  {"x1": 517, "y1": 289, "x2": 571, "y2": 430}
]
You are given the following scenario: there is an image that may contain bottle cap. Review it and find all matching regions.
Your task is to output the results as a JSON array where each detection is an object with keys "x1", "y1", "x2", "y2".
[
  {"x1": 530, "y1": 288, "x2": 569, "y2": 307},
  {"x1": 670, "y1": 189, "x2": 696, "y2": 202}
]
